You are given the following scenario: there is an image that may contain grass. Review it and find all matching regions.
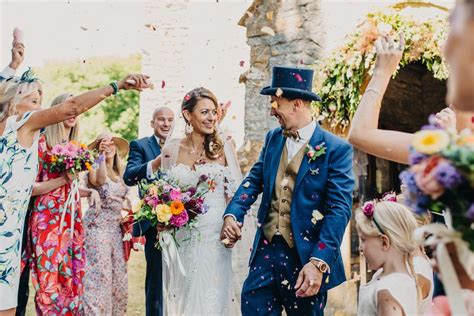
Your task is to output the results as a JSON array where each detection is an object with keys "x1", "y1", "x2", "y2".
[{"x1": 25, "y1": 251, "x2": 147, "y2": 315}]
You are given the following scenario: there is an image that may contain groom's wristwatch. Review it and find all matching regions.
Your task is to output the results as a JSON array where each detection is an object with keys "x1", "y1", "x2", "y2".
[{"x1": 310, "y1": 259, "x2": 329, "y2": 274}]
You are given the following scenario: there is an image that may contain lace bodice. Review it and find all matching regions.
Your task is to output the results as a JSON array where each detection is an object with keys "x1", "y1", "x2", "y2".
[{"x1": 167, "y1": 163, "x2": 238, "y2": 202}]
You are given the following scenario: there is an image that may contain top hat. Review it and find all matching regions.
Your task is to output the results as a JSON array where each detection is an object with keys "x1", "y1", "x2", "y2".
[
  {"x1": 260, "y1": 66, "x2": 321, "y2": 102},
  {"x1": 88, "y1": 133, "x2": 129, "y2": 158}
]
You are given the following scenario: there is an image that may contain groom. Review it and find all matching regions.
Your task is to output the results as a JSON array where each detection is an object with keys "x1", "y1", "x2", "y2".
[{"x1": 221, "y1": 66, "x2": 354, "y2": 315}]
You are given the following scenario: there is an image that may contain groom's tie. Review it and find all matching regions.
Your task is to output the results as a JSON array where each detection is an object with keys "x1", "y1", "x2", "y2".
[{"x1": 283, "y1": 129, "x2": 300, "y2": 140}]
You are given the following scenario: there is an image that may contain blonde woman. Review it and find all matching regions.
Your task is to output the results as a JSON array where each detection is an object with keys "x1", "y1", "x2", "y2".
[
  {"x1": 83, "y1": 133, "x2": 130, "y2": 315},
  {"x1": 0, "y1": 72, "x2": 150, "y2": 316},
  {"x1": 28, "y1": 93, "x2": 99, "y2": 315},
  {"x1": 356, "y1": 200, "x2": 420, "y2": 315}
]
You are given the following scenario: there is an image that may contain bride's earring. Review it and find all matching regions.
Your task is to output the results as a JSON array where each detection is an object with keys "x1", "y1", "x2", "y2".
[{"x1": 185, "y1": 122, "x2": 194, "y2": 134}]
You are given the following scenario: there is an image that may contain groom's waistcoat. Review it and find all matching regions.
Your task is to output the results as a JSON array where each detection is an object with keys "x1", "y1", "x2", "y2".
[{"x1": 263, "y1": 143, "x2": 307, "y2": 248}]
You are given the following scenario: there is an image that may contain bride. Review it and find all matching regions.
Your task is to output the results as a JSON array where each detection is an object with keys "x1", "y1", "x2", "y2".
[{"x1": 157, "y1": 87, "x2": 249, "y2": 315}]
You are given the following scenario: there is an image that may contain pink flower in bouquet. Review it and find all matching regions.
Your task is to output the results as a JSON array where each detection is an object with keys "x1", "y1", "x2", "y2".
[
  {"x1": 412, "y1": 156, "x2": 445, "y2": 199},
  {"x1": 169, "y1": 188, "x2": 182, "y2": 201},
  {"x1": 51, "y1": 144, "x2": 65, "y2": 155},
  {"x1": 170, "y1": 211, "x2": 189, "y2": 228},
  {"x1": 65, "y1": 143, "x2": 79, "y2": 157}
]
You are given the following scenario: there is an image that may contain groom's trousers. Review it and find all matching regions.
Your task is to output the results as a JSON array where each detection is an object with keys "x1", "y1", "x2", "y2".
[{"x1": 241, "y1": 236, "x2": 327, "y2": 316}]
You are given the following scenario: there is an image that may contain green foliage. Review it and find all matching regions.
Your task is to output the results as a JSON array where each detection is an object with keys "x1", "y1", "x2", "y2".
[
  {"x1": 313, "y1": 10, "x2": 449, "y2": 132},
  {"x1": 35, "y1": 55, "x2": 141, "y2": 143}
]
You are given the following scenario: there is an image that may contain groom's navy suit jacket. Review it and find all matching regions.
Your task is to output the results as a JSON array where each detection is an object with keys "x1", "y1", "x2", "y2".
[
  {"x1": 123, "y1": 135, "x2": 163, "y2": 316},
  {"x1": 225, "y1": 125, "x2": 354, "y2": 291}
]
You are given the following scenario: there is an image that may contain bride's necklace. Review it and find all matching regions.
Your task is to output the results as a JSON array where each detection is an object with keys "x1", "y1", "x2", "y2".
[{"x1": 189, "y1": 140, "x2": 206, "y2": 166}]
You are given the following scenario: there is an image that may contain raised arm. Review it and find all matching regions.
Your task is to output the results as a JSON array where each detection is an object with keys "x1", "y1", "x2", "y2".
[
  {"x1": 25, "y1": 74, "x2": 151, "y2": 132},
  {"x1": 347, "y1": 35, "x2": 413, "y2": 164}
]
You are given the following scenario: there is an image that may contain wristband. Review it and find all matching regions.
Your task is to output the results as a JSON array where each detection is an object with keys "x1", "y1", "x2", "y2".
[{"x1": 110, "y1": 81, "x2": 119, "y2": 95}]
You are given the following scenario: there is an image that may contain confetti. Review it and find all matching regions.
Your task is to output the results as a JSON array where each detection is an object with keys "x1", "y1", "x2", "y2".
[
  {"x1": 145, "y1": 23, "x2": 158, "y2": 31},
  {"x1": 311, "y1": 210, "x2": 324, "y2": 224},
  {"x1": 271, "y1": 101, "x2": 278, "y2": 109},
  {"x1": 275, "y1": 88, "x2": 283, "y2": 97},
  {"x1": 318, "y1": 241, "x2": 326, "y2": 250},
  {"x1": 294, "y1": 73, "x2": 303, "y2": 82},
  {"x1": 263, "y1": 239, "x2": 268, "y2": 245},
  {"x1": 281, "y1": 279, "x2": 289, "y2": 286},
  {"x1": 240, "y1": 193, "x2": 249, "y2": 201},
  {"x1": 221, "y1": 238, "x2": 230, "y2": 245},
  {"x1": 243, "y1": 181, "x2": 251, "y2": 188},
  {"x1": 161, "y1": 80, "x2": 166, "y2": 89},
  {"x1": 231, "y1": 115, "x2": 237, "y2": 120},
  {"x1": 12, "y1": 27, "x2": 23, "y2": 45},
  {"x1": 239, "y1": 60, "x2": 245, "y2": 67},
  {"x1": 141, "y1": 48, "x2": 150, "y2": 56},
  {"x1": 80, "y1": 26, "x2": 88, "y2": 31},
  {"x1": 223, "y1": 100, "x2": 232, "y2": 110},
  {"x1": 303, "y1": 237, "x2": 309, "y2": 241},
  {"x1": 261, "y1": 26, "x2": 275, "y2": 36}
]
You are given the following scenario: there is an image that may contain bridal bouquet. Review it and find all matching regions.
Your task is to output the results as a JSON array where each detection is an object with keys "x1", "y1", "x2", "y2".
[
  {"x1": 133, "y1": 171, "x2": 212, "y2": 236},
  {"x1": 400, "y1": 117, "x2": 474, "y2": 249},
  {"x1": 45, "y1": 140, "x2": 100, "y2": 175}
]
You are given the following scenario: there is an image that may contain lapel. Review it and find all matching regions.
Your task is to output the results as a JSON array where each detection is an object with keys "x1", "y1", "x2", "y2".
[
  {"x1": 267, "y1": 130, "x2": 286, "y2": 196},
  {"x1": 148, "y1": 135, "x2": 161, "y2": 158},
  {"x1": 295, "y1": 123, "x2": 325, "y2": 189}
]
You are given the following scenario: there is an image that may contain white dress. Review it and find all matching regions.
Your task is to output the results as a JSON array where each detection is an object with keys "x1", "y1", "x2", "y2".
[
  {"x1": 0, "y1": 112, "x2": 39, "y2": 310},
  {"x1": 414, "y1": 256, "x2": 434, "y2": 314},
  {"x1": 163, "y1": 163, "x2": 240, "y2": 316},
  {"x1": 358, "y1": 269, "x2": 417, "y2": 316}
]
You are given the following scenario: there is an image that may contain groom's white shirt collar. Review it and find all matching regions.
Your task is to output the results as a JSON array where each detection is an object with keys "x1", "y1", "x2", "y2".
[{"x1": 285, "y1": 120, "x2": 316, "y2": 162}]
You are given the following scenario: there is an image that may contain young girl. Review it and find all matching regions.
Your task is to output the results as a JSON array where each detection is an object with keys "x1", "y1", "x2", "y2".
[{"x1": 356, "y1": 200, "x2": 420, "y2": 315}]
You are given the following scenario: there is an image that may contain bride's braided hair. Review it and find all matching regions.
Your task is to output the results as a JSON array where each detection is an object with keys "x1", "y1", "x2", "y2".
[{"x1": 181, "y1": 87, "x2": 224, "y2": 160}]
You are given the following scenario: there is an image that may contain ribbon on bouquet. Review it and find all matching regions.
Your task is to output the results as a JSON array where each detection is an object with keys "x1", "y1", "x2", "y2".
[
  {"x1": 414, "y1": 222, "x2": 474, "y2": 315},
  {"x1": 159, "y1": 231, "x2": 186, "y2": 277},
  {"x1": 59, "y1": 178, "x2": 80, "y2": 239}
]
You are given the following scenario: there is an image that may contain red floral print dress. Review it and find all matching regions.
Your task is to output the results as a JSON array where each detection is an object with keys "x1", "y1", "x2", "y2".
[{"x1": 28, "y1": 135, "x2": 86, "y2": 315}]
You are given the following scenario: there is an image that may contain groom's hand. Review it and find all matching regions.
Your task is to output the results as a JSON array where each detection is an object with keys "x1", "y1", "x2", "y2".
[
  {"x1": 220, "y1": 216, "x2": 242, "y2": 248},
  {"x1": 294, "y1": 262, "x2": 323, "y2": 298}
]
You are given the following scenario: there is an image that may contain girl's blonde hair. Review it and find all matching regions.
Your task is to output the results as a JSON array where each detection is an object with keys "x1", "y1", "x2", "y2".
[
  {"x1": 0, "y1": 79, "x2": 42, "y2": 122},
  {"x1": 44, "y1": 93, "x2": 80, "y2": 148},
  {"x1": 355, "y1": 201, "x2": 421, "y2": 310}
]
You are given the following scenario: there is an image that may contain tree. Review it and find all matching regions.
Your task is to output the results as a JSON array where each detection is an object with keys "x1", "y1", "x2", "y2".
[{"x1": 36, "y1": 55, "x2": 141, "y2": 143}]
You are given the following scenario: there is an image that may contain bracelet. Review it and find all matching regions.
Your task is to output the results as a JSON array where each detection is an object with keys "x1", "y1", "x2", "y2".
[
  {"x1": 110, "y1": 81, "x2": 119, "y2": 95},
  {"x1": 364, "y1": 88, "x2": 384, "y2": 99}
]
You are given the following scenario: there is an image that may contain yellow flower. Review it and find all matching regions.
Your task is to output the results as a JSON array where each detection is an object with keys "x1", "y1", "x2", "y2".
[
  {"x1": 50, "y1": 155, "x2": 57, "y2": 162},
  {"x1": 85, "y1": 162, "x2": 92, "y2": 171},
  {"x1": 412, "y1": 130, "x2": 450, "y2": 154},
  {"x1": 154, "y1": 204, "x2": 172, "y2": 223},
  {"x1": 148, "y1": 186, "x2": 158, "y2": 197}
]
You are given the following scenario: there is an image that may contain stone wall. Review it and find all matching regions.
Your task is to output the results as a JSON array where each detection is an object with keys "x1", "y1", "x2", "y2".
[{"x1": 238, "y1": 0, "x2": 324, "y2": 143}]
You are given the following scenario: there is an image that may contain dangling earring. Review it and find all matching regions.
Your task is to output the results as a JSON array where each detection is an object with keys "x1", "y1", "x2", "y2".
[{"x1": 185, "y1": 122, "x2": 194, "y2": 134}]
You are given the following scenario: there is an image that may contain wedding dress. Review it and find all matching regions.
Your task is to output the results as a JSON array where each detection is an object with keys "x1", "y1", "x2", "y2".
[
  {"x1": 159, "y1": 128, "x2": 257, "y2": 315},
  {"x1": 163, "y1": 162, "x2": 239, "y2": 315}
]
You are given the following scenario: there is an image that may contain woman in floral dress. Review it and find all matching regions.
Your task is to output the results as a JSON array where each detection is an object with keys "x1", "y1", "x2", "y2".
[
  {"x1": 0, "y1": 72, "x2": 148, "y2": 316},
  {"x1": 28, "y1": 93, "x2": 100, "y2": 315},
  {"x1": 83, "y1": 133, "x2": 130, "y2": 315}
]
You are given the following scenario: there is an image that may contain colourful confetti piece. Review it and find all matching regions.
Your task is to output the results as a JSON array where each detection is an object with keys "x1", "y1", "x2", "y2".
[
  {"x1": 261, "y1": 26, "x2": 275, "y2": 36},
  {"x1": 294, "y1": 73, "x2": 303, "y2": 82},
  {"x1": 318, "y1": 241, "x2": 326, "y2": 250},
  {"x1": 275, "y1": 88, "x2": 283, "y2": 97},
  {"x1": 240, "y1": 193, "x2": 249, "y2": 201},
  {"x1": 239, "y1": 60, "x2": 245, "y2": 67},
  {"x1": 161, "y1": 80, "x2": 166, "y2": 89},
  {"x1": 311, "y1": 210, "x2": 324, "y2": 224}
]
